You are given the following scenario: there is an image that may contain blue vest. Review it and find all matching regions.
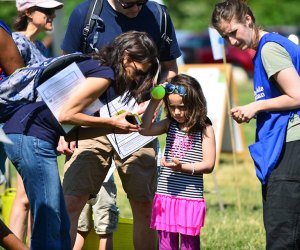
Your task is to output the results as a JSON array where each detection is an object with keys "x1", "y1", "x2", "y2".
[{"x1": 249, "y1": 33, "x2": 300, "y2": 184}]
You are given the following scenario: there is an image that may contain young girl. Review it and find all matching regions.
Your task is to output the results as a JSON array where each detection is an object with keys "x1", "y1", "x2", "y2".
[
  {"x1": 140, "y1": 74, "x2": 216, "y2": 250},
  {"x1": 3, "y1": 30, "x2": 158, "y2": 250},
  {"x1": 211, "y1": 1, "x2": 300, "y2": 248}
]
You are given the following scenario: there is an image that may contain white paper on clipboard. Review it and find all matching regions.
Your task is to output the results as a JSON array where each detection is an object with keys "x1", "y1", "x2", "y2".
[
  {"x1": 37, "y1": 62, "x2": 101, "y2": 133},
  {"x1": 99, "y1": 94, "x2": 157, "y2": 159}
]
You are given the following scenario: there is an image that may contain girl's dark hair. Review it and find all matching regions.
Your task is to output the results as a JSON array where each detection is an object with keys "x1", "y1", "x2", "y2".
[
  {"x1": 93, "y1": 31, "x2": 158, "y2": 103},
  {"x1": 164, "y1": 74, "x2": 209, "y2": 134}
]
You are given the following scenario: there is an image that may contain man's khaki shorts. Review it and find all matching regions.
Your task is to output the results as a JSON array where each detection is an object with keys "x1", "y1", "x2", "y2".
[
  {"x1": 63, "y1": 135, "x2": 157, "y2": 202},
  {"x1": 77, "y1": 181, "x2": 119, "y2": 234}
]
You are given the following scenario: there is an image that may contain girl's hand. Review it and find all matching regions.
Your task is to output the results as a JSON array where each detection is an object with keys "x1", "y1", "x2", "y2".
[
  {"x1": 230, "y1": 102, "x2": 258, "y2": 123},
  {"x1": 160, "y1": 157, "x2": 182, "y2": 171},
  {"x1": 111, "y1": 111, "x2": 140, "y2": 133}
]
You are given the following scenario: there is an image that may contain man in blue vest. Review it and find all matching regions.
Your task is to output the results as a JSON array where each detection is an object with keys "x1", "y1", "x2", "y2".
[{"x1": 60, "y1": 1, "x2": 181, "y2": 249}]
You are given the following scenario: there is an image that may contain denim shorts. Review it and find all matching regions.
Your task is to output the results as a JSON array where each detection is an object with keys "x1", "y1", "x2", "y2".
[{"x1": 262, "y1": 140, "x2": 300, "y2": 249}]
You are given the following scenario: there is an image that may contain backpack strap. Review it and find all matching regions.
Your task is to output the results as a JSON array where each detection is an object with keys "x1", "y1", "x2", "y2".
[
  {"x1": 81, "y1": 0, "x2": 104, "y2": 53},
  {"x1": 37, "y1": 53, "x2": 91, "y2": 84},
  {"x1": 153, "y1": 2, "x2": 173, "y2": 53}
]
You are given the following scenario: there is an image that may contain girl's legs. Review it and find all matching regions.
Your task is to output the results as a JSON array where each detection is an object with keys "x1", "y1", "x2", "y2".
[
  {"x1": 4, "y1": 134, "x2": 70, "y2": 250},
  {"x1": 181, "y1": 234, "x2": 200, "y2": 250},
  {"x1": 157, "y1": 230, "x2": 179, "y2": 250}
]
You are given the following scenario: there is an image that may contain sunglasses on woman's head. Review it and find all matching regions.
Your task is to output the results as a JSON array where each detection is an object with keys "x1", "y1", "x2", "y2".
[
  {"x1": 117, "y1": 0, "x2": 148, "y2": 9},
  {"x1": 165, "y1": 84, "x2": 187, "y2": 96}
]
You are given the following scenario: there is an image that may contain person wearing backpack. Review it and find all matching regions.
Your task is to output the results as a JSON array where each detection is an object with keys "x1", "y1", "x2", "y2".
[
  {"x1": 3, "y1": 31, "x2": 158, "y2": 250},
  {"x1": 8, "y1": 0, "x2": 63, "y2": 246},
  {"x1": 0, "y1": 20, "x2": 25, "y2": 175},
  {"x1": 0, "y1": 20, "x2": 28, "y2": 250},
  {"x1": 60, "y1": 1, "x2": 181, "y2": 249}
]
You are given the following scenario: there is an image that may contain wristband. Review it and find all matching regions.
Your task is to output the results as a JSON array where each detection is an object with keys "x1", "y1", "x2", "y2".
[{"x1": 192, "y1": 163, "x2": 195, "y2": 175}]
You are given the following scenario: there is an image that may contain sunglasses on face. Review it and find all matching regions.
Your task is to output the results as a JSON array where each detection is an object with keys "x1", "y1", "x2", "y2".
[
  {"x1": 33, "y1": 7, "x2": 55, "y2": 16},
  {"x1": 132, "y1": 61, "x2": 148, "y2": 78},
  {"x1": 165, "y1": 84, "x2": 187, "y2": 96},
  {"x1": 117, "y1": 0, "x2": 148, "y2": 9}
]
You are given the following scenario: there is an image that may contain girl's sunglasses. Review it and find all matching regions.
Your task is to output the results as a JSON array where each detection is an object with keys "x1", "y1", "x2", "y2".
[
  {"x1": 165, "y1": 84, "x2": 187, "y2": 96},
  {"x1": 117, "y1": 0, "x2": 148, "y2": 9}
]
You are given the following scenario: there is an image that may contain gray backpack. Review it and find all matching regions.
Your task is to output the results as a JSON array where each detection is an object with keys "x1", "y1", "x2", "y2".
[{"x1": 0, "y1": 53, "x2": 90, "y2": 123}]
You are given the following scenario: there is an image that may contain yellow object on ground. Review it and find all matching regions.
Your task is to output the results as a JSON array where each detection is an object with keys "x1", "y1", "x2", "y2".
[
  {"x1": 1, "y1": 188, "x2": 16, "y2": 226},
  {"x1": 83, "y1": 217, "x2": 134, "y2": 250}
]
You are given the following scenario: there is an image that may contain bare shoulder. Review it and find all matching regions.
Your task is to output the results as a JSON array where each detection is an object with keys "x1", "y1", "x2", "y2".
[{"x1": 203, "y1": 124, "x2": 215, "y2": 139}]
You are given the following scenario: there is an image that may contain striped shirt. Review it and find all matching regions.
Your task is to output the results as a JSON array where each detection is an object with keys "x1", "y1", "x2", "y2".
[{"x1": 157, "y1": 121, "x2": 204, "y2": 199}]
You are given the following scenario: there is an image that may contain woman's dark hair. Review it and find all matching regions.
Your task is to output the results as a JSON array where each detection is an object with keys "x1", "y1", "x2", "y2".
[
  {"x1": 14, "y1": 6, "x2": 46, "y2": 31},
  {"x1": 164, "y1": 74, "x2": 209, "y2": 134},
  {"x1": 211, "y1": 0, "x2": 261, "y2": 48},
  {"x1": 211, "y1": 0, "x2": 255, "y2": 28},
  {"x1": 13, "y1": 11, "x2": 28, "y2": 31},
  {"x1": 94, "y1": 31, "x2": 158, "y2": 103}
]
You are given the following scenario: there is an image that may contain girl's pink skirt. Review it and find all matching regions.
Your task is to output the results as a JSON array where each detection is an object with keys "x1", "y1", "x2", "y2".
[{"x1": 150, "y1": 193, "x2": 206, "y2": 236}]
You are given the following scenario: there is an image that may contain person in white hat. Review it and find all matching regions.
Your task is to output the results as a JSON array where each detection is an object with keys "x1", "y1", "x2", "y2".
[{"x1": 12, "y1": 0, "x2": 63, "y2": 65}]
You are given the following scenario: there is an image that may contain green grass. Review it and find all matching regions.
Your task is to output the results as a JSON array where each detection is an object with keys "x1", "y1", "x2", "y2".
[{"x1": 201, "y1": 154, "x2": 264, "y2": 249}]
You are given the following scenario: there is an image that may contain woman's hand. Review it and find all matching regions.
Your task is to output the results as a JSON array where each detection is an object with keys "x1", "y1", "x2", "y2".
[
  {"x1": 111, "y1": 111, "x2": 140, "y2": 133},
  {"x1": 230, "y1": 102, "x2": 258, "y2": 123}
]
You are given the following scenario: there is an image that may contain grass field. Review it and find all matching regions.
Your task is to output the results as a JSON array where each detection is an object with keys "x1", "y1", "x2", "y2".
[{"x1": 1, "y1": 79, "x2": 266, "y2": 249}]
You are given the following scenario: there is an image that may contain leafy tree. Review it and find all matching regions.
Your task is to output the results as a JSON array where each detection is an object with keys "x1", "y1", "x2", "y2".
[
  {"x1": 164, "y1": 0, "x2": 300, "y2": 32},
  {"x1": 0, "y1": 0, "x2": 299, "y2": 43},
  {"x1": 1, "y1": 0, "x2": 299, "y2": 38}
]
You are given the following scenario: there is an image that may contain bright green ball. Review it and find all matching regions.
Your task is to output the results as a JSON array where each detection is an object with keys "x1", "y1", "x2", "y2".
[{"x1": 151, "y1": 86, "x2": 165, "y2": 100}]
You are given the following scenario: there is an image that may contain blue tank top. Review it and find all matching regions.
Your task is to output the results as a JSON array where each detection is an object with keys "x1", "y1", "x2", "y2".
[
  {"x1": 3, "y1": 59, "x2": 115, "y2": 145},
  {"x1": 249, "y1": 32, "x2": 300, "y2": 184}
]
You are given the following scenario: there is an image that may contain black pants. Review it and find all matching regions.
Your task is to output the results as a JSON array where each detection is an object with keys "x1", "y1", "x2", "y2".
[{"x1": 262, "y1": 140, "x2": 300, "y2": 250}]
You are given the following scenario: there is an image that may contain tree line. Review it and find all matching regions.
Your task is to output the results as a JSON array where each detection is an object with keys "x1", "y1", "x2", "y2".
[{"x1": 1, "y1": 0, "x2": 299, "y2": 34}]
